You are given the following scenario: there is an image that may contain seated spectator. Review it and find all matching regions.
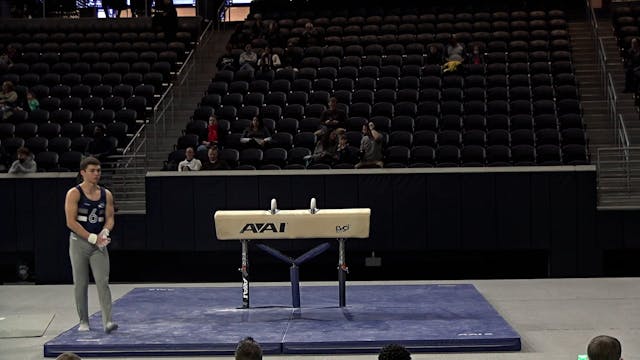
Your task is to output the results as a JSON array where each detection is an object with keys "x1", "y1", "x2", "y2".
[
  {"x1": 56, "y1": 352, "x2": 82, "y2": 360},
  {"x1": 0, "y1": 45, "x2": 16, "y2": 66},
  {"x1": 300, "y1": 22, "x2": 323, "y2": 47},
  {"x1": 201, "y1": 146, "x2": 229, "y2": 170},
  {"x1": 316, "y1": 97, "x2": 346, "y2": 136},
  {"x1": 8, "y1": 147, "x2": 36, "y2": 174},
  {"x1": 378, "y1": 343, "x2": 411, "y2": 360},
  {"x1": 309, "y1": 129, "x2": 340, "y2": 165},
  {"x1": 624, "y1": 37, "x2": 640, "y2": 92},
  {"x1": 468, "y1": 45, "x2": 484, "y2": 65},
  {"x1": 265, "y1": 22, "x2": 283, "y2": 48},
  {"x1": 197, "y1": 115, "x2": 219, "y2": 152},
  {"x1": 178, "y1": 147, "x2": 202, "y2": 171},
  {"x1": 282, "y1": 41, "x2": 302, "y2": 70},
  {"x1": 355, "y1": 122, "x2": 383, "y2": 168},
  {"x1": 217, "y1": 44, "x2": 238, "y2": 72},
  {"x1": 587, "y1": 335, "x2": 622, "y2": 360},
  {"x1": 241, "y1": 116, "x2": 271, "y2": 148},
  {"x1": 257, "y1": 46, "x2": 281, "y2": 72},
  {"x1": 336, "y1": 133, "x2": 359, "y2": 164},
  {"x1": 425, "y1": 45, "x2": 444, "y2": 65},
  {"x1": 18, "y1": 91, "x2": 39, "y2": 113},
  {"x1": 0, "y1": 80, "x2": 18, "y2": 120},
  {"x1": 445, "y1": 35, "x2": 465, "y2": 61},
  {"x1": 239, "y1": 44, "x2": 258, "y2": 72},
  {"x1": 235, "y1": 336, "x2": 262, "y2": 360}
]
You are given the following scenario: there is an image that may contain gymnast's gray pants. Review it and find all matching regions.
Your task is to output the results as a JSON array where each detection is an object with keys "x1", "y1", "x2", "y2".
[{"x1": 69, "y1": 233, "x2": 113, "y2": 327}]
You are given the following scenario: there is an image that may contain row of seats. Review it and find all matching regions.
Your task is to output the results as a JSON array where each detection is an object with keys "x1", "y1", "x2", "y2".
[{"x1": 612, "y1": 5, "x2": 640, "y2": 50}]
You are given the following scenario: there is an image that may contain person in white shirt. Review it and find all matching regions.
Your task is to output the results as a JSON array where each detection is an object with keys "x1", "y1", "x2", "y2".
[
  {"x1": 177, "y1": 147, "x2": 202, "y2": 171},
  {"x1": 239, "y1": 44, "x2": 258, "y2": 72}
]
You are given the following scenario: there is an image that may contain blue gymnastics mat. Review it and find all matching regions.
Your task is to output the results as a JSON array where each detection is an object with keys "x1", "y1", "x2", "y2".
[{"x1": 44, "y1": 284, "x2": 520, "y2": 357}]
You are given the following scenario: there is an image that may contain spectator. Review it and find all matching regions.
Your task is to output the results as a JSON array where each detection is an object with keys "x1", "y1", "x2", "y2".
[
  {"x1": 356, "y1": 122, "x2": 383, "y2": 168},
  {"x1": 624, "y1": 37, "x2": 640, "y2": 92},
  {"x1": 265, "y1": 22, "x2": 283, "y2": 48},
  {"x1": 217, "y1": 44, "x2": 238, "y2": 72},
  {"x1": 282, "y1": 41, "x2": 302, "y2": 70},
  {"x1": 241, "y1": 116, "x2": 271, "y2": 148},
  {"x1": 335, "y1": 134, "x2": 358, "y2": 165},
  {"x1": 0, "y1": 80, "x2": 18, "y2": 120},
  {"x1": 201, "y1": 146, "x2": 229, "y2": 170},
  {"x1": 197, "y1": 115, "x2": 219, "y2": 152},
  {"x1": 239, "y1": 44, "x2": 258, "y2": 72},
  {"x1": 152, "y1": 0, "x2": 178, "y2": 41},
  {"x1": 257, "y1": 46, "x2": 281, "y2": 72},
  {"x1": 19, "y1": 91, "x2": 39, "y2": 112},
  {"x1": 587, "y1": 335, "x2": 623, "y2": 360},
  {"x1": 316, "y1": 97, "x2": 346, "y2": 136},
  {"x1": 55, "y1": 352, "x2": 82, "y2": 360},
  {"x1": 8, "y1": 147, "x2": 36, "y2": 174},
  {"x1": 300, "y1": 22, "x2": 323, "y2": 47},
  {"x1": 425, "y1": 45, "x2": 444, "y2": 65},
  {"x1": 178, "y1": 147, "x2": 202, "y2": 171},
  {"x1": 250, "y1": 13, "x2": 266, "y2": 40},
  {"x1": 468, "y1": 45, "x2": 484, "y2": 65},
  {"x1": 235, "y1": 336, "x2": 262, "y2": 360},
  {"x1": 0, "y1": 46, "x2": 15, "y2": 66},
  {"x1": 378, "y1": 344, "x2": 411, "y2": 360},
  {"x1": 445, "y1": 35, "x2": 465, "y2": 61},
  {"x1": 309, "y1": 129, "x2": 340, "y2": 165}
]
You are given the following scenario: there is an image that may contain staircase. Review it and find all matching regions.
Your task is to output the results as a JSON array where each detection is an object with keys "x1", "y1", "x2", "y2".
[
  {"x1": 105, "y1": 24, "x2": 234, "y2": 213},
  {"x1": 567, "y1": 20, "x2": 617, "y2": 160}
]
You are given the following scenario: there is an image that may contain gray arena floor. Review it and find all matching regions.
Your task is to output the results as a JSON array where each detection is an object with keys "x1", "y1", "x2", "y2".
[{"x1": 1, "y1": 278, "x2": 639, "y2": 360}]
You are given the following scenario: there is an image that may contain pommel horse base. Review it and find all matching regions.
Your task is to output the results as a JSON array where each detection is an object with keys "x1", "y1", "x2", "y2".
[{"x1": 214, "y1": 198, "x2": 371, "y2": 308}]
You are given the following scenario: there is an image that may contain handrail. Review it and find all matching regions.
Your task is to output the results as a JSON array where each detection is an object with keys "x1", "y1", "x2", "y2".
[
  {"x1": 618, "y1": 114, "x2": 630, "y2": 148},
  {"x1": 153, "y1": 83, "x2": 174, "y2": 114},
  {"x1": 122, "y1": 123, "x2": 146, "y2": 155}
]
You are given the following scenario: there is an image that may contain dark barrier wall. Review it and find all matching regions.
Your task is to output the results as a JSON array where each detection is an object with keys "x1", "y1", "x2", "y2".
[
  {"x1": 5, "y1": 167, "x2": 640, "y2": 283},
  {"x1": 146, "y1": 167, "x2": 599, "y2": 277}
]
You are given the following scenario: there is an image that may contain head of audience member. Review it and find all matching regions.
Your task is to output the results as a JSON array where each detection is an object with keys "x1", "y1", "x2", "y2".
[
  {"x1": 378, "y1": 343, "x2": 411, "y2": 360},
  {"x1": 328, "y1": 97, "x2": 338, "y2": 111},
  {"x1": 362, "y1": 123, "x2": 373, "y2": 136},
  {"x1": 338, "y1": 134, "x2": 349, "y2": 148},
  {"x1": 267, "y1": 22, "x2": 278, "y2": 33},
  {"x1": 26, "y1": 91, "x2": 35, "y2": 101},
  {"x1": 185, "y1": 147, "x2": 195, "y2": 161},
  {"x1": 587, "y1": 335, "x2": 622, "y2": 360},
  {"x1": 263, "y1": 46, "x2": 272, "y2": 56},
  {"x1": 250, "y1": 116, "x2": 262, "y2": 131},
  {"x1": 304, "y1": 22, "x2": 314, "y2": 32},
  {"x1": 428, "y1": 45, "x2": 439, "y2": 55},
  {"x1": 632, "y1": 38, "x2": 639, "y2": 50},
  {"x1": 244, "y1": 44, "x2": 253, "y2": 54},
  {"x1": 472, "y1": 45, "x2": 481, "y2": 55},
  {"x1": 55, "y1": 351, "x2": 82, "y2": 360},
  {"x1": 208, "y1": 114, "x2": 218, "y2": 127},
  {"x1": 93, "y1": 125, "x2": 105, "y2": 138},
  {"x1": 208, "y1": 146, "x2": 219, "y2": 162},
  {"x1": 235, "y1": 336, "x2": 262, "y2": 360},
  {"x1": 2, "y1": 80, "x2": 14, "y2": 93},
  {"x1": 449, "y1": 35, "x2": 458, "y2": 46},
  {"x1": 16, "y1": 147, "x2": 31, "y2": 162}
]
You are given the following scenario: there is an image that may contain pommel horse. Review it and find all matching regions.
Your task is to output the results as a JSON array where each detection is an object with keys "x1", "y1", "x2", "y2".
[{"x1": 214, "y1": 198, "x2": 371, "y2": 308}]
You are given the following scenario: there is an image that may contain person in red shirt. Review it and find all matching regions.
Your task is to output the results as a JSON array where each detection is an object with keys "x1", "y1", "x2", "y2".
[{"x1": 197, "y1": 115, "x2": 219, "y2": 152}]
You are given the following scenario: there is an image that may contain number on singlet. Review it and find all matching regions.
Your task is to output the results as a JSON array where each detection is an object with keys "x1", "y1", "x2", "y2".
[{"x1": 88, "y1": 208, "x2": 98, "y2": 224}]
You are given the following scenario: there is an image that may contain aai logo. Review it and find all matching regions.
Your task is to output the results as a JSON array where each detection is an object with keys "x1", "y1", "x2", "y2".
[
  {"x1": 240, "y1": 223, "x2": 287, "y2": 234},
  {"x1": 336, "y1": 224, "x2": 350, "y2": 233}
]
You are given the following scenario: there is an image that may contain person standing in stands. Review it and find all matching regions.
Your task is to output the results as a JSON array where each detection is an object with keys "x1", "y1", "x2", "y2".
[
  {"x1": 624, "y1": 38, "x2": 640, "y2": 92},
  {"x1": 235, "y1": 337, "x2": 263, "y2": 360},
  {"x1": 64, "y1": 157, "x2": 118, "y2": 334},
  {"x1": 152, "y1": 0, "x2": 178, "y2": 41},
  {"x1": 178, "y1": 147, "x2": 202, "y2": 171},
  {"x1": 587, "y1": 335, "x2": 623, "y2": 360},
  {"x1": 8, "y1": 147, "x2": 36, "y2": 174}
]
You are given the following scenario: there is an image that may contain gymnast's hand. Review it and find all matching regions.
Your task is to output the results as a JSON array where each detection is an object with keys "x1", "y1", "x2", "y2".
[{"x1": 97, "y1": 229, "x2": 111, "y2": 248}]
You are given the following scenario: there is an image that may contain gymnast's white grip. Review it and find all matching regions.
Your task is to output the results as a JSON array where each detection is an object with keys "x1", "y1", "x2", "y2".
[
  {"x1": 88, "y1": 233, "x2": 98, "y2": 244},
  {"x1": 214, "y1": 208, "x2": 370, "y2": 240}
]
